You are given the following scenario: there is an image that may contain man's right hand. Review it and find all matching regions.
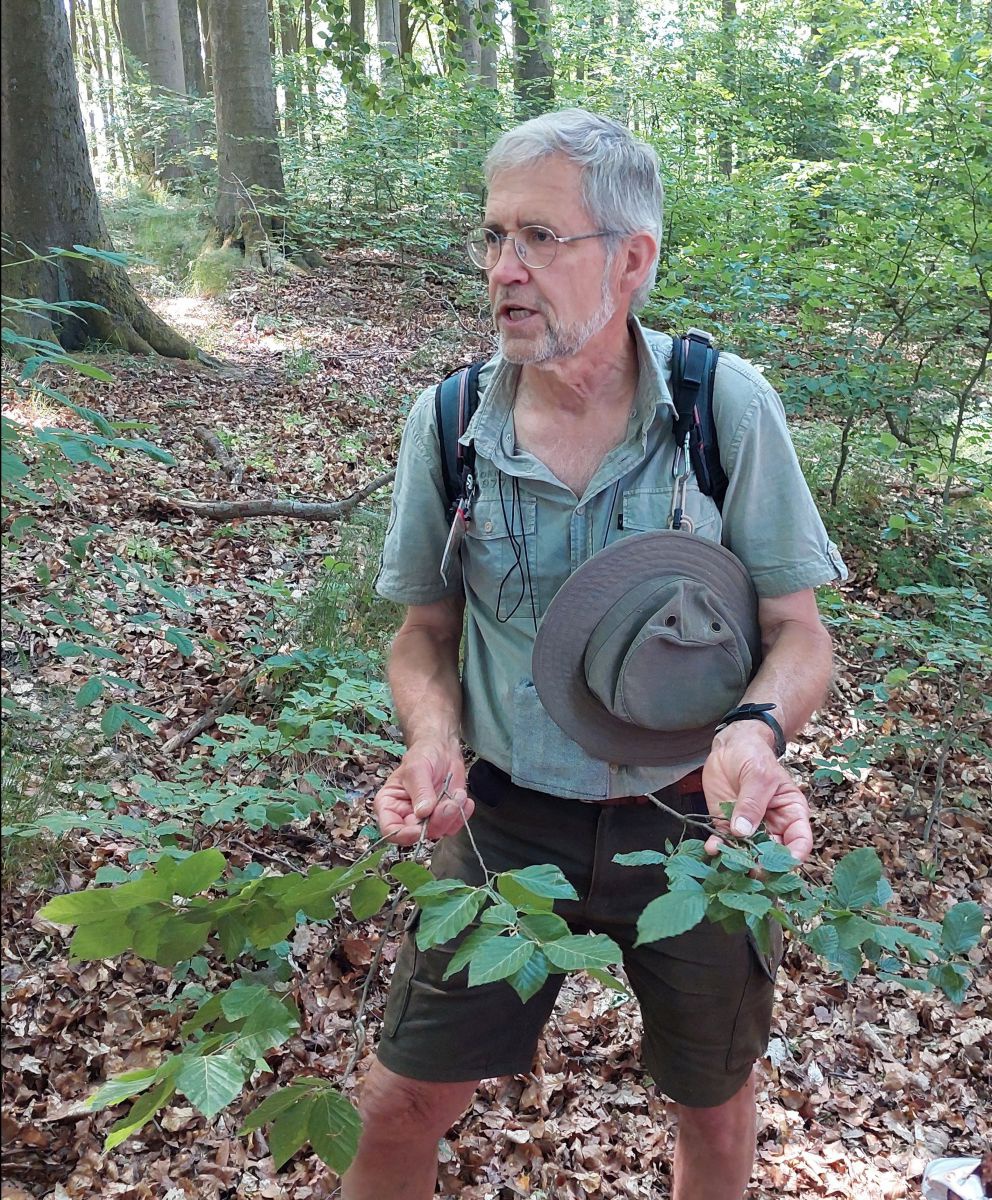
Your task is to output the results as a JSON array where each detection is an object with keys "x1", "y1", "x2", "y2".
[{"x1": 373, "y1": 741, "x2": 473, "y2": 846}]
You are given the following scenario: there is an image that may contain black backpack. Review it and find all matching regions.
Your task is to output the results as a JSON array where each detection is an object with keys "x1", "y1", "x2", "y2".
[{"x1": 435, "y1": 329, "x2": 727, "y2": 522}]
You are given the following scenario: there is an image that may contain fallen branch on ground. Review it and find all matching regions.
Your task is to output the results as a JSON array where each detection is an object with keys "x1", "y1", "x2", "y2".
[
  {"x1": 193, "y1": 426, "x2": 245, "y2": 489},
  {"x1": 160, "y1": 469, "x2": 396, "y2": 523},
  {"x1": 160, "y1": 664, "x2": 264, "y2": 753}
]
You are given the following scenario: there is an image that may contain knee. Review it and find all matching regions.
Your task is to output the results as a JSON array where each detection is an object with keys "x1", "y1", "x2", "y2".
[
  {"x1": 676, "y1": 1073, "x2": 756, "y2": 1157},
  {"x1": 357, "y1": 1063, "x2": 476, "y2": 1145}
]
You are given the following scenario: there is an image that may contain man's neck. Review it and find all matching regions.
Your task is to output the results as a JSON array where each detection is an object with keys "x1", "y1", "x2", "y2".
[{"x1": 517, "y1": 316, "x2": 639, "y2": 418}]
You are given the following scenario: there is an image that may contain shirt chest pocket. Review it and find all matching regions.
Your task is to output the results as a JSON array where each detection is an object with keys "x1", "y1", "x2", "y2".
[
  {"x1": 621, "y1": 484, "x2": 722, "y2": 543},
  {"x1": 462, "y1": 497, "x2": 540, "y2": 620}
]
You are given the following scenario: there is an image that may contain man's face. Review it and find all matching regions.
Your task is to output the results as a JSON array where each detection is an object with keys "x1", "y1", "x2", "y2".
[{"x1": 483, "y1": 155, "x2": 619, "y2": 366}]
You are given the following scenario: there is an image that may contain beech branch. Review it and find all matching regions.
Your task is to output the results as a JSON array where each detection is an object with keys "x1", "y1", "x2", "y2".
[
  {"x1": 194, "y1": 426, "x2": 245, "y2": 489},
  {"x1": 162, "y1": 469, "x2": 396, "y2": 523}
]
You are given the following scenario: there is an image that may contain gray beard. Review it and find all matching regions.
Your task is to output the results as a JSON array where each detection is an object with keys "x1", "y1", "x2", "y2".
[{"x1": 498, "y1": 285, "x2": 617, "y2": 365}]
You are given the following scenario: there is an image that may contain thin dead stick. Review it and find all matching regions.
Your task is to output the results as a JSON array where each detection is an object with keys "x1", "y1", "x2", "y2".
[
  {"x1": 193, "y1": 426, "x2": 245, "y2": 489},
  {"x1": 160, "y1": 664, "x2": 264, "y2": 753},
  {"x1": 646, "y1": 791, "x2": 720, "y2": 836},
  {"x1": 161, "y1": 469, "x2": 396, "y2": 523}
]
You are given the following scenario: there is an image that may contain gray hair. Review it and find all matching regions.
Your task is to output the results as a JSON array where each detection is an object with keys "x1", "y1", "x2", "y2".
[{"x1": 484, "y1": 109, "x2": 663, "y2": 311}]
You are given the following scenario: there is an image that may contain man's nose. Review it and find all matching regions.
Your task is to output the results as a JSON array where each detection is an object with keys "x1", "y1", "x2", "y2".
[{"x1": 488, "y1": 237, "x2": 530, "y2": 288}]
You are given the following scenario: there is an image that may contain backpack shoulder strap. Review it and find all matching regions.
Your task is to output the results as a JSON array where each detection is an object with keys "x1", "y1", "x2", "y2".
[
  {"x1": 670, "y1": 328, "x2": 727, "y2": 511},
  {"x1": 435, "y1": 361, "x2": 484, "y2": 517}
]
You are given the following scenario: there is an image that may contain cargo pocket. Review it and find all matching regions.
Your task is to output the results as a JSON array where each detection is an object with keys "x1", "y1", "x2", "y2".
[
  {"x1": 725, "y1": 920, "x2": 784, "y2": 1073},
  {"x1": 381, "y1": 908, "x2": 420, "y2": 1039},
  {"x1": 621, "y1": 485, "x2": 722, "y2": 543}
]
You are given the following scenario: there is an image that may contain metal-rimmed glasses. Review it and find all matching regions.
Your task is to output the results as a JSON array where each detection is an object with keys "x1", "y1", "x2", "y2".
[{"x1": 465, "y1": 225, "x2": 619, "y2": 271}]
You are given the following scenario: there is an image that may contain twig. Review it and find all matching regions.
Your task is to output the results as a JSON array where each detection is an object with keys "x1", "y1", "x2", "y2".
[
  {"x1": 193, "y1": 426, "x2": 245, "y2": 489},
  {"x1": 159, "y1": 470, "x2": 396, "y2": 523},
  {"x1": 646, "y1": 791, "x2": 720, "y2": 836},
  {"x1": 160, "y1": 664, "x2": 264, "y2": 753}
]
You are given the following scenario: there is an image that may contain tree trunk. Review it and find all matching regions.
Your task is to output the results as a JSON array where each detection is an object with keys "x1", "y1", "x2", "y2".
[
  {"x1": 1, "y1": 0, "x2": 196, "y2": 357},
  {"x1": 376, "y1": 0, "x2": 400, "y2": 81},
  {"x1": 512, "y1": 0, "x2": 552, "y2": 117},
  {"x1": 141, "y1": 0, "x2": 189, "y2": 182},
  {"x1": 99, "y1": 0, "x2": 127, "y2": 170},
  {"x1": 198, "y1": 0, "x2": 212, "y2": 88},
  {"x1": 278, "y1": 0, "x2": 300, "y2": 140},
  {"x1": 116, "y1": 0, "x2": 147, "y2": 74},
  {"x1": 718, "y1": 0, "x2": 736, "y2": 178},
  {"x1": 208, "y1": 0, "x2": 288, "y2": 265},
  {"x1": 177, "y1": 0, "x2": 205, "y2": 94}
]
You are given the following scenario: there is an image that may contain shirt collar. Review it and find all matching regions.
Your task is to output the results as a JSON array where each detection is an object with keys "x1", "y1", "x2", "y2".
[{"x1": 461, "y1": 315, "x2": 676, "y2": 459}]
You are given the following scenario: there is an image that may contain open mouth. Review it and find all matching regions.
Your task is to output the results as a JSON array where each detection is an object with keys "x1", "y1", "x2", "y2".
[{"x1": 499, "y1": 304, "x2": 540, "y2": 325}]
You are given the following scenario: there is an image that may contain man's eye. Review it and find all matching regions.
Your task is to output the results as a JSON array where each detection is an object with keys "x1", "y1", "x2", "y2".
[
  {"x1": 528, "y1": 228, "x2": 553, "y2": 244},
  {"x1": 484, "y1": 230, "x2": 501, "y2": 246}
]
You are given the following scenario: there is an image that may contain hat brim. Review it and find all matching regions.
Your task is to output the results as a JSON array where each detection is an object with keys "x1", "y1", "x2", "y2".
[{"x1": 531, "y1": 531, "x2": 761, "y2": 768}]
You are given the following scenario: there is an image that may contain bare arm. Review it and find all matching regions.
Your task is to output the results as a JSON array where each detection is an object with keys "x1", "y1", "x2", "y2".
[
  {"x1": 373, "y1": 596, "x2": 474, "y2": 845},
  {"x1": 701, "y1": 589, "x2": 833, "y2": 862}
]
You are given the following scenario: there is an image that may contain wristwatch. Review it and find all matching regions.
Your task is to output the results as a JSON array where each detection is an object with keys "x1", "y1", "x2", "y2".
[{"x1": 714, "y1": 703, "x2": 787, "y2": 758}]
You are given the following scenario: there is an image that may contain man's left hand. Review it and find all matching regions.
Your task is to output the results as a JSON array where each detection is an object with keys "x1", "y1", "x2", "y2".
[{"x1": 701, "y1": 724, "x2": 814, "y2": 864}]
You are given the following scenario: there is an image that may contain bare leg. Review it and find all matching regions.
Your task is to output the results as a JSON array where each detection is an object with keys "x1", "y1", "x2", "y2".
[
  {"x1": 672, "y1": 1070, "x2": 757, "y2": 1200},
  {"x1": 341, "y1": 1060, "x2": 480, "y2": 1200}
]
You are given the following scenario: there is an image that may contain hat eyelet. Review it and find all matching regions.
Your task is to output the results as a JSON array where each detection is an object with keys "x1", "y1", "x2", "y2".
[
  {"x1": 712, "y1": 621, "x2": 722, "y2": 631},
  {"x1": 665, "y1": 615, "x2": 677, "y2": 627}
]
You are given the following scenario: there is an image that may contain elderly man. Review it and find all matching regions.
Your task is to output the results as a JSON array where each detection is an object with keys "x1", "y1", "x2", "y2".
[{"x1": 343, "y1": 109, "x2": 846, "y2": 1199}]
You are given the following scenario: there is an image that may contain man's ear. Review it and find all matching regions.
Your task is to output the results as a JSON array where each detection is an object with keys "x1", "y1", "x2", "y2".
[{"x1": 617, "y1": 232, "x2": 658, "y2": 299}]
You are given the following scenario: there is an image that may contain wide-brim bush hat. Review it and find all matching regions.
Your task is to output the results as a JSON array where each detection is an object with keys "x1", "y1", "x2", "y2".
[{"x1": 531, "y1": 530, "x2": 761, "y2": 768}]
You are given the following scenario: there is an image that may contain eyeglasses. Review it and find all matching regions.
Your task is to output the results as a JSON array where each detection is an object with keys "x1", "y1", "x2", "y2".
[{"x1": 465, "y1": 225, "x2": 619, "y2": 271}]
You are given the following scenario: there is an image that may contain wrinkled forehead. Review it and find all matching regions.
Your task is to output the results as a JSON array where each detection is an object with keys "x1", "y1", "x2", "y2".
[{"x1": 484, "y1": 154, "x2": 592, "y2": 226}]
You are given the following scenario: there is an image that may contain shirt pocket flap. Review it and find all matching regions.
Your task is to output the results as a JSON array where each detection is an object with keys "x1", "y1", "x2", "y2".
[{"x1": 467, "y1": 497, "x2": 537, "y2": 540}]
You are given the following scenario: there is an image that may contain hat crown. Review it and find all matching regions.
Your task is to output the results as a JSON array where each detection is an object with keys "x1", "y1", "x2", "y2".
[{"x1": 584, "y1": 576, "x2": 752, "y2": 733}]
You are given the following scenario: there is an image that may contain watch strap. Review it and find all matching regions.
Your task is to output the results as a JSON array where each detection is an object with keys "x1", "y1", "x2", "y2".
[{"x1": 714, "y1": 703, "x2": 787, "y2": 758}]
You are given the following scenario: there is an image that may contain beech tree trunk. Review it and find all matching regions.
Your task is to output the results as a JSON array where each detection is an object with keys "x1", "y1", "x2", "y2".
[
  {"x1": 208, "y1": 0, "x2": 288, "y2": 264},
  {"x1": 141, "y1": 0, "x2": 189, "y2": 181},
  {"x1": 1, "y1": 0, "x2": 196, "y2": 357},
  {"x1": 116, "y1": 0, "x2": 147, "y2": 74},
  {"x1": 376, "y1": 0, "x2": 400, "y2": 81},
  {"x1": 177, "y1": 0, "x2": 205, "y2": 95},
  {"x1": 512, "y1": 0, "x2": 552, "y2": 117},
  {"x1": 718, "y1": 0, "x2": 736, "y2": 178}
]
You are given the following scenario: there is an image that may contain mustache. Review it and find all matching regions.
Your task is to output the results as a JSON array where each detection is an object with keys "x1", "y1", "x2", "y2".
[{"x1": 492, "y1": 291, "x2": 546, "y2": 314}]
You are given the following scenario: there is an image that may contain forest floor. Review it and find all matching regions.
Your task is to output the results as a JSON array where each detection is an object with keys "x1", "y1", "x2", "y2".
[{"x1": 1, "y1": 256, "x2": 989, "y2": 1200}]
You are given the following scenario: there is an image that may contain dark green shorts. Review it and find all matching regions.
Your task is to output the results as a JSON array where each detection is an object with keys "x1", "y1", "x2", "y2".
[{"x1": 378, "y1": 761, "x2": 783, "y2": 1108}]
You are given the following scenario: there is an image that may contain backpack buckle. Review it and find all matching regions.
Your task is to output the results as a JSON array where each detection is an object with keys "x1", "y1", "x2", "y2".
[{"x1": 684, "y1": 327, "x2": 714, "y2": 346}]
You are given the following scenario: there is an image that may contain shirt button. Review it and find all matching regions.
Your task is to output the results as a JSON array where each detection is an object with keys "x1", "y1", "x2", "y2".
[
  {"x1": 609, "y1": 763, "x2": 619, "y2": 773},
  {"x1": 576, "y1": 505, "x2": 585, "y2": 515},
  {"x1": 483, "y1": 520, "x2": 493, "y2": 532}
]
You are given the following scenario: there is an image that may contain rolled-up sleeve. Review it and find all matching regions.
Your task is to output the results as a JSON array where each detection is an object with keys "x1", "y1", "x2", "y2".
[
  {"x1": 375, "y1": 388, "x2": 464, "y2": 605},
  {"x1": 716, "y1": 358, "x2": 848, "y2": 598}
]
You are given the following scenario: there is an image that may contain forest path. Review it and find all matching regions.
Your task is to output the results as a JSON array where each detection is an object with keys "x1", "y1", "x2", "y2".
[{"x1": 1, "y1": 260, "x2": 988, "y2": 1200}]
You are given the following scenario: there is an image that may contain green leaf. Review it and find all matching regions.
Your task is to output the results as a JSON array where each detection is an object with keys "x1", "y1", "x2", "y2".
[
  {"x1": 68, "y1": 918, "x2": 133, "y2": 960},
  {"x1": 507, "y1": 947, "x2": 550, "y2": 1002},
  {"x1": 517, "y1": 911, "x2": 571, "y2": 943},
  {"x1": 103, "y1": 1079, "x2": 175, "y2": 1151},
  {"x1": 171, "y1": 849, "x2": 226, "y2": 897},
  {"x1": 479, "y1": 900, "x2": 518, "y2": 926},
  {"x1": 89, "y1": 1068, "x2": 159, "y2": 1111},
  {"x1": 543, "y1": 934, "x2": 622, "y2": 973},
  {"x1": 74, "y1": 676, "x2": 104, "y2": 708},
  {"x1": 307, "y1": 1088, "x2": 363, "y2": 1173},
  {"x1": 415, "y1": 889, "x2": 486, "y2": 951},
  {"x1": 269, "y1": 1096, "x2": 315, "y2": 1169},
  {"x1": 175, "y1": 1052, "x2": 247, "y2": 1117},
  {"x1": 940, "y1": 902, "x2": 984, "y2": 955},
  {"x1": 350, "y1": 876, "x2": 390, "y2": 921},
  {"x1": 499, "y1": 864, "x2": 579, "y2": 901},
  {"x1": 466, "y1": 934, "x2": 535, "y2": 987},
  {"x1": 612, "y1": 850, "x2": 668, "y2": 867},
  {"x1": 220, "y1": 982, "x2": 276, "y2": 1021},
  {"x1": 928, "y1": 962, "x2": 971, "y2": 1004},
  {"x1": 718, "y1": 891, "x2": 773, "y2": 918},
  {"x1": 441, "y1": 924, "x2": 502, "y2": 981},
  {"x1": 238, "y1": 1081, "x2": 315, "y2": 1134},
  {"x1": 39, "y1": 873, "x2": 172, "y2": 924},
  {"x1": 101, "y1": 702, "x2": 129, "y2": 737},
  {"x1": 635, "y1": 890, "x2": 708, "y2": 946},
  {"x1": 831, "y1": 847, "x2": 883, "y2": 909},
  {"x1": 165, "y1": 628, "x2": 196, "y2": 656},
  {"x1": 142, "y1": 913, "x2": 211, "y2": 966},
  {"x1": 754, "y1": 841, "x2": 800, "y2": 874},
  {"x1": 586, "y1": 967, "x2": 630, "y2": 995},
  {"x1": 389, "y1": 861, "x2": 434, "y2": 892},
  {"x1": 834, "y1": 913, "x2": 883, "y2": 950}
]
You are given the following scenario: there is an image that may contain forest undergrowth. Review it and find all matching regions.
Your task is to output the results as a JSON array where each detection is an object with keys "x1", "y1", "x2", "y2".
[{"x1": 1, "y1": 254, "x2": 989, "y2": 1200}]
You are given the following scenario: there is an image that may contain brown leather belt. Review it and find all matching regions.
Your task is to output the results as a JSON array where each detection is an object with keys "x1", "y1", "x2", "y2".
[{"x1": 597, "y1": 767, "x2": 705, "y2": 807}]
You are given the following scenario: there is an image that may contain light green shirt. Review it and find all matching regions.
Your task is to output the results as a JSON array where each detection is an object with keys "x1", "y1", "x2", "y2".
[{"x1": 376, "y1": 320, "x2": 847, "y2": 800}]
